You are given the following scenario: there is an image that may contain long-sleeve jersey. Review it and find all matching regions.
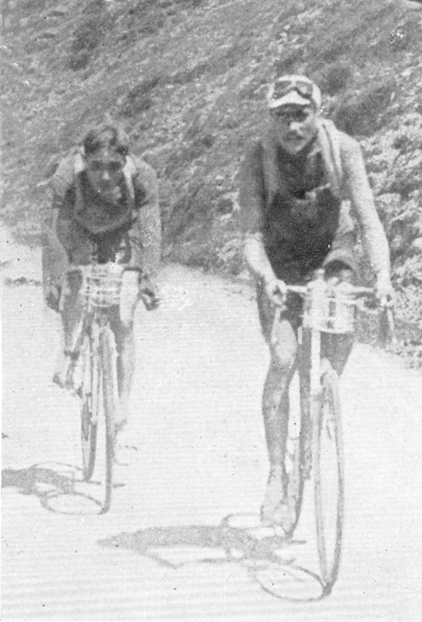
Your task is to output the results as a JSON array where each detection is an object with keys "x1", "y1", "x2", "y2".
[{"x1": 42, "y1": 151, "x2": 161, "y2": 291}]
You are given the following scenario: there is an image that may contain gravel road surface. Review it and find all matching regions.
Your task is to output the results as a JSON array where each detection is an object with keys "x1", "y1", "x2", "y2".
[{"x1": 2, "y1": 233, "x2": 421, "y2": 621}]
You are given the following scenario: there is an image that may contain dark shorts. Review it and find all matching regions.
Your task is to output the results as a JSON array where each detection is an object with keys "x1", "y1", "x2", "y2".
[
  {"x1": 256, "y1": 264, "x2": 355, "y2": 376},
  {"x1": 267, "y1": 230, "x2": 357, "y2": 285}
]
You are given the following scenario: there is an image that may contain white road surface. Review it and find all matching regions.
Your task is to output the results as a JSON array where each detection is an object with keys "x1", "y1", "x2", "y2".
[{"x1": 2, "y1": 233, "x2": 421, "y2": 621}]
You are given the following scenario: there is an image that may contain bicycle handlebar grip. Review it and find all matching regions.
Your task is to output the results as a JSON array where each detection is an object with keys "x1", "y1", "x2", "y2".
[
  {"x1": 123, "y1": 266, "x2": 144, "y2": 274},
  {"x1": 378, "y1": 306, "x2": 396, "y2": 349}
]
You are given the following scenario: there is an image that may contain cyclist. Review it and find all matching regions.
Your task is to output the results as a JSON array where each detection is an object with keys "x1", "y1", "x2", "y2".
[
  {"x1": 42, "y1": 123, "x2": 161, "y2": 439},
  {"x1": 238, "y1": 74, "x2": 393, "y2": 530}
]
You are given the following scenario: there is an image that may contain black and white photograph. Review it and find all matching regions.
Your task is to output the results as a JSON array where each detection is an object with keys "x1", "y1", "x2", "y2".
[{"x1": 2, "y1": 0, "x2": 422, "y2": 620}]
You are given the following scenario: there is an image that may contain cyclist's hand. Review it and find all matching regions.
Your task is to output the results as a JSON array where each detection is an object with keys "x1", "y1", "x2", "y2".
[
  {"x1": 375, "y1": 275, "x2": 394, "y2": 307},
  {"x1": 139, "y1": 276, "x2": 160, "y2": 311},
  {"x1": 264, "y1": 277, "x2": 287, "y2": 306},
  {"x1": 46, "y1": 284, "x2": 61, "y2": 312}
]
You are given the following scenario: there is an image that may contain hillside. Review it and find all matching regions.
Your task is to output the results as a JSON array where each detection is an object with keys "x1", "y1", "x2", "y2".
[{"x1": 1, "y1": 0, "x2": 422, "y2": 364}]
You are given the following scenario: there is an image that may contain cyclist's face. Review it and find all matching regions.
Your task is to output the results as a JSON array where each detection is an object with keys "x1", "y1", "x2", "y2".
[
  {"x1": 270, "y1": 105, "x2": 319, "y2": 155},
  {"x1": 85, "y1": 148, "x2": 126, "y2": 200}
]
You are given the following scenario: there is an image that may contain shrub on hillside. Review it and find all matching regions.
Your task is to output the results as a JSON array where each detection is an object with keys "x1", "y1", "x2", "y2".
[
  {"x1": 68, "y1": 4, "x2": 113, "y2": 71},
  {"x1": 273, "y1": 49, "x2": 303, "y2": 76},
  {"x1": 317, "y1": 62, "x2": 352, "y2": 95},
  {"x1": 120, "y1": 76, "x2": 163, "y2": 116},
  {"x1": 334, "y1": 81, "x2": 395, "y2": 136}
]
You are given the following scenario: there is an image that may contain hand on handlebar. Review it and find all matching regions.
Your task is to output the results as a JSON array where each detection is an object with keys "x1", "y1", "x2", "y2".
[
  {"x1": 374, "y1": 275, "x2": 394, "y2": 308},
  {"x1": 264, "y1": 277, "x2": 288, "y2": 307},
  {"x1": 139, "y1": 275, "x2": 160, "y2": 310},
  {"x1": 374, "y1": 276, "x2": 396, "y2": 347},
  {"x1": 46, "y1": 284, "x2": 61, "y2": 313}
]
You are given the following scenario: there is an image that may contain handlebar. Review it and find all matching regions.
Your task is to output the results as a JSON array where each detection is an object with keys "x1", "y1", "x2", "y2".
[
  {"x1": 63, "y1": 263, "x2": 159, "y2": 310},
  {"x1": 283, "y1": 283, "x2": 374, "y2": 298},
  {"x1": 64, "y1": 264, "x2": 145, "y2": 278},
  {"x1": 63, "y1": 263, "x2": 145, "y2": 309},
  {"x1": 273, "y1": 281, "x2": 395, "y2": 346}
]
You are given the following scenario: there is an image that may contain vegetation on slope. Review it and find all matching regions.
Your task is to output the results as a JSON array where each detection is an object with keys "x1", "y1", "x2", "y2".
[{"x1": 1, "y1": 0, "x2": 422, "y2": 363}]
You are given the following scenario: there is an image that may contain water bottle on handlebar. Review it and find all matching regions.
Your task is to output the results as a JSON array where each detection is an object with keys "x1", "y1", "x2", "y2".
[{"x1": 270, "y1": 268, "x2": 395, "y2": 345}]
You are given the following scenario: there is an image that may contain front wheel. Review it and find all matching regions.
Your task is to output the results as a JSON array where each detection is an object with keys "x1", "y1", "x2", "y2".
[
  {"x1": 99, "y1": 326, "x2": 119, "y2": 514},
  {"x1": 282, "y1": 367, "x2": 312, "y2": 538},
  {"x1": 313, "y1": 364, "x2": 345, "y2": 595},
  {"x1": 80, "y1": 334, "x2": 98, "y2": 481}
]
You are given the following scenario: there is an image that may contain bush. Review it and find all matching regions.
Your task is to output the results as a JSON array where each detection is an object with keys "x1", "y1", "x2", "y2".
[
  {"x1": 120, "y1": 76, "x2": 163, "y2": 116},
  {"x1": 385, "y1": 168, "x2": 422, "y2": 199},
  {"x1": 317, "y1": 62, "x2": 352, "y2": 95},
  {"x1": 71, "y1": 19, "x2": 102, "y2": 54},
  {"x1": 334, "y1": 81, "x2": 395, "y2": 136},
  {"x1": 68, "y1": 6, "x2": 113, "y2": 71},
  {"x1": 273, "y1": 49, "x2": 303, "y2": 77}
]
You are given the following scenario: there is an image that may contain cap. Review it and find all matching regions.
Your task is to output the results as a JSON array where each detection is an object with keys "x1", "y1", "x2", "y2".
[{"x1": 267, "y1": 75, "x2": 321, "y2": 111}]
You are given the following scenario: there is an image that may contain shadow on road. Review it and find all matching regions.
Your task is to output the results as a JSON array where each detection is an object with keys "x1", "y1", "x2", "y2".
[
  {"x1": 98, "y1": 513, "x2": 325, "y2": 601},
  {"x1": 1, "y1": 462, "x2": 103, "y2": 514},
  {"x1": 2, "y1": 465, "x2": 327, "y2": 600}
]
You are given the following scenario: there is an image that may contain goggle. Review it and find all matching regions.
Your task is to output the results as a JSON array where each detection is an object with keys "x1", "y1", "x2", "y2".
[
  {"x1": 89, "y1": 161, "x2": 124, "y2": 174},
  {"x1": 271, "y1": 77, "x2": 314, "y2": 102},
  {"x1": 270, "y1": 108, "x2": 311, "y2": 122}
]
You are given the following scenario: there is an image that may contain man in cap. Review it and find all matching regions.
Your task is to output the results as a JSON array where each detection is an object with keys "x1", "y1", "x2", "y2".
[
  {"x1": 43, "y1": 123, "x2": 161, "y2": 445},
  {"x1": 238, "y1": 74, "x2": 393, "y2": 530}
]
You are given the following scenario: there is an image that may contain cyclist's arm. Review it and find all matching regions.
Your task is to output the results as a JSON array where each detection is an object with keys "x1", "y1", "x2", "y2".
[
  {"x1": 340, "y1": 133, "x2": 391, "y2": 287},
  {"x1": 244, "y1": 233, "x2": 277, "y2": 283},
  {"x1": 48, "y1": 154, "x2": 75, "y2": 202},
  {"x1": 130, "y1": 161, "x2": 161, "y2": 278},
  {"x1": 239, "y1": 143, "x2": 277, "y2": 282},
  {"x1": 42, "y1": 158, "x2": 74, "y2": 304}
]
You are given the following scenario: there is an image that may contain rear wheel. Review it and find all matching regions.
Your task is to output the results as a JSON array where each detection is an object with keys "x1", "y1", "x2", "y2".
[
  {"x1": 99, "y1": 326, "x2": 119, "y2": 514},
  {"x1": 313, "y1": 364, "x2": 345, "y2": 594},
  {"x1": 80, "y1": 334, "x2": 98, "y2": 481}
]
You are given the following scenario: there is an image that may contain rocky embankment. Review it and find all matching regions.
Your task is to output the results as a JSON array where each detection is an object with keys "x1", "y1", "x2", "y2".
[{"x1": 1, "y1": 0, "x2": 421, "y2": 364}]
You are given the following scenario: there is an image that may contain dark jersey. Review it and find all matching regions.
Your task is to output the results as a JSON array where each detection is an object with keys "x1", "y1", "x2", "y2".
[{"x1": 239, "y1": 122, "x2": 390, "y2": 284}]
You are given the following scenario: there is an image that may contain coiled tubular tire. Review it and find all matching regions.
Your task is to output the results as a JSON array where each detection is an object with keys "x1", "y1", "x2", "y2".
[
  {"x1": 313, "y1": 364, "x2": 345, "y2": 595},
  {"x1": 80, "y1": 334, "x2": 98, "y2": 481},
  {"x1": 99, "y1": 326, "x2": 119, "y2": 514}
]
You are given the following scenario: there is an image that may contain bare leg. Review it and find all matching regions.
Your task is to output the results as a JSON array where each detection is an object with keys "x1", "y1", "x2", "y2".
[
  {"x1": 261, "y1": 318, "x2": 298, "y2": 524},
  {"x1": 115, "y1": 322, "x2": 135, "y2": 430},
  {"x1": 53, "y1": 272, "x2": 84, "y2": 388},
  {"x1": 112, "y1": 272, "x2": 139, "y2": 432},
  {"x1": 322, "y1": 333, "x2": 354, "y2": 376}
]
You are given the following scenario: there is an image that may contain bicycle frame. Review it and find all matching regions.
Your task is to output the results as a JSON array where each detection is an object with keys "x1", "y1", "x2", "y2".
[
  {"x1": 62, "y1": 262, "x2": 141, "y2": 513},
  {"x1": 281, "y1": 273, "x2": 374, "y2": 404},
  {"x1": 63, "y1": 262, "x2": 142, "y2": 355},
  {"x1": 272, "y1": 270, "x2": 392, "y2": 593}
]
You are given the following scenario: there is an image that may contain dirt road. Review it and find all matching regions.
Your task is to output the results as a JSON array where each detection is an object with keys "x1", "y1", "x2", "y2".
[{"x1": 2, "y1": 235, "x2": 421, "y2": 621}]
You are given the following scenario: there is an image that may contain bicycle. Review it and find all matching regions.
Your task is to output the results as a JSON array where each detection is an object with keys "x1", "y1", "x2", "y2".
[
  {"x1": 63, "y1": 262, "x2": 141, "y2": 514},
  {"x1": 271, "y1": 269, "x2": 394, "y2": 596}
]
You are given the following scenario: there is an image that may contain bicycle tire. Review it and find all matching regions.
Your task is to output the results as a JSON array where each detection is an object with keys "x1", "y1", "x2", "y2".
[
  {"x1": 313, "y1": 363, "x2": 345, "y2": 595},
  {"x1": 99, "y1": 326, "x2": 119, "y2": 514},
  {"x1": 282, "y1": 373, "x2": 311, "y2": 538},
  {"x1": 80, "y1": 334, "x2": 98, "y2": 481},
  {"x1": 283, "y1": 430, "x2": 304, "y2": 538}
]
